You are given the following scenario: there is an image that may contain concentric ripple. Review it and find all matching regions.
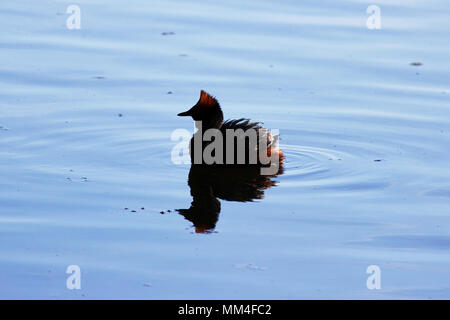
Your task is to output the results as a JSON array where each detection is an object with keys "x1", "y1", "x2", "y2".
[{"x1": 279, "y1": 143, "x2": 390, "y2": 193}]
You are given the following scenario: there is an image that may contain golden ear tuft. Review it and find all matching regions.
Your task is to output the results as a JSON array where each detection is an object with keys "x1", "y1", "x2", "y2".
[{"x1": 199, "y1": 90, "x2": 218, "y2": 107}]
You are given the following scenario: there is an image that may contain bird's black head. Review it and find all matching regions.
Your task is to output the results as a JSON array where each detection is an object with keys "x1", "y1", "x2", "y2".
[{"x1": 178, "y1": 90, "x2": 224, "y2": 129}]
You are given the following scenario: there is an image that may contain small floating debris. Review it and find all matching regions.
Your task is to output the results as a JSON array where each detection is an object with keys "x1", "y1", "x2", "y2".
[
  {"x1": 160, "y1": 211, "x2": 165, "y2": 214},
  {"x1": 141, "y1": 207, "x2": 145, "y2": 210},
  {"x1": 373, "y1": 159, "x2": 384, "y2": 162},
  {"x1": 0, "y1": 126, "x2": 9, "y2": 131},
  {"x1": 167, "y1": 91, "x2": 173, "y2": 94},
  {"x1": 92, "y1": 76, "x2": 106, "y2": 79},
  {"x1": 234, "y1": 263, "x2": 267, "y2": 271},
  {"x1": 118, "y1": 113, "x2": 123, "y2": 117},
  {"x1": 167, "y1": 209, "x2": 171, "y2": 213},
  {"x1": 410, "y1": 62, "x2": 422, "y2": 66},
  {"x1": 131, "y1": 210, "x2": 136, "y2": 213},
  {"x1": 161, "y1": 31, "x2": 175, "y2": 36},
  {"x1": 143, "y1": 282, "x2": 152, "y2": 287},
  {"x1": 124, "y1": 208, "x2": 129, "y2": 210}
]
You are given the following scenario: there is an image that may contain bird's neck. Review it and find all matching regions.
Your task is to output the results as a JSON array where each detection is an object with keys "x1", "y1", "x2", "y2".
[{"x1": 201, "y1": 108, "x2": 223, "y2": 130}]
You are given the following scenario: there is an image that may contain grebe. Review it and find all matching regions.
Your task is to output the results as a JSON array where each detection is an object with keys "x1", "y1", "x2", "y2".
[{"x1": 178, "y1": 90, "x2": 283, "y2": 168}]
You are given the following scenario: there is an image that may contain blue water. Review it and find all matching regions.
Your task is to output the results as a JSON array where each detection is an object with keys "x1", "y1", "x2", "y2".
[{"x1": 0, "y1": 0, "x2": 449, "y2": 299}]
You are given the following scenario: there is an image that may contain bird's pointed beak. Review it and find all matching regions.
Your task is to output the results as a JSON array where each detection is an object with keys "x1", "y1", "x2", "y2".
[
  {"x1": 177, "y1": 110, "x2": 191, "y2": 116},
  {"x1": 177, "y1": 106, "x2": 194, "y2": 117}
]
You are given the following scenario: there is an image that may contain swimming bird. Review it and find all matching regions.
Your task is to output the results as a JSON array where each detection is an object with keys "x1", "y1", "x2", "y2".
[{"x1": 177, "y1": 90, "x2": 283, "y2": 168}]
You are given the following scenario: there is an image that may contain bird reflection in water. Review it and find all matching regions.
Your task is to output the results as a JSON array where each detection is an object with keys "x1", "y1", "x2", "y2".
[{"x1": 177, "y1": 164, "x2": 284, "y2": 233}]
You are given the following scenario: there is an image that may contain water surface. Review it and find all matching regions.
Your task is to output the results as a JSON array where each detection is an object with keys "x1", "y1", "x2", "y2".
[{"x1": 0, "y1": 0, "x2": 449, "y2": 299}]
